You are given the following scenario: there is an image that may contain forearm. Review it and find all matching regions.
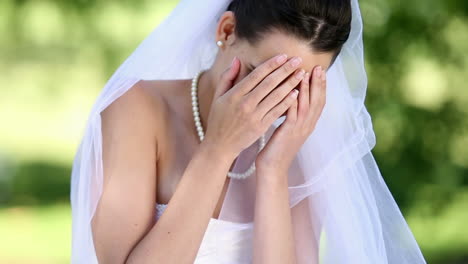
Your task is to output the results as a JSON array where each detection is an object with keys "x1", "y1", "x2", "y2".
[
  {"x1": 126, "y1": 142, "x2": 235, "y2": 264},
  {"x1": 253, "y1": 169, "x2": 297, "y2": 264}
]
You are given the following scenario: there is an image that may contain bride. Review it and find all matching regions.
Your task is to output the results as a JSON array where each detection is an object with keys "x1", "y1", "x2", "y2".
[{"x1": 70, "y1": 0, "x2": 427, "y2": 263}]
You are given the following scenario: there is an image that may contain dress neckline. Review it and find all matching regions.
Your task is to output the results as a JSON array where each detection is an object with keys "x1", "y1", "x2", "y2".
[{"x1": 155, "y1": 202, "x2": 253, "y2": 227}]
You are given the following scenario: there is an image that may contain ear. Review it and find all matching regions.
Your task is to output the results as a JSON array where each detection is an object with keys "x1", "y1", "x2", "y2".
[{"x1": 215, "y1": 11, "x2": 237, "y2": 46}]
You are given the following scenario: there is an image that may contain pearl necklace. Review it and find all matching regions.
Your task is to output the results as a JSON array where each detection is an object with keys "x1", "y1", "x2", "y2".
[{"x1": 191, "y1": 70, "x2": 266, "y2": 180}]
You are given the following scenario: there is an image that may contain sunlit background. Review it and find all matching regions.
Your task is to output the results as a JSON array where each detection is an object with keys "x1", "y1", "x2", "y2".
[{"x1": 0, "y1": 0, "x2": 467, "y2": 263}]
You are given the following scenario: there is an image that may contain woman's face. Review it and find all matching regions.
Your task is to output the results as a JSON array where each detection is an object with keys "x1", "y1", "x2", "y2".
[
  {"x1": 230, "y1": 29, "x2": 334, "y2": 86},
  {"x1": 216, "y1": 11, "x2": 334, "y2": 89}
]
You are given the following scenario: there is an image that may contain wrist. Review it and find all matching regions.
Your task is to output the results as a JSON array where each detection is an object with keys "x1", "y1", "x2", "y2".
[
  {"x1": 198, "y1": 139, "x2": 237, "y2": 165},
  {"x1": 256, "y1": 166, "x2": 289, "y2": 187},
  {"x1": 255, "y1": 161, "x2": 289, "y2": 176}
]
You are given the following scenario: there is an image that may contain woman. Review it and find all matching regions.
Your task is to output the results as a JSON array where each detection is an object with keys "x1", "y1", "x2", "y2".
[{"x1": 70, "y1": 0, "x2": 427, "y2": 263}]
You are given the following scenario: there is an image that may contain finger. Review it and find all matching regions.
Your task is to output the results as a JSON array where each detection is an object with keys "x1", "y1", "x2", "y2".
[
  {"x1": 284, "y1": 93, "x2": 298, "y2": 126},
  {"x1": 308, "y1": 66, "x2": 326, "y2": 124},
  {"x1": 321, "y1": 69, "x2": 327, "y2": 106},
  {"x1": 261, "y1": 88, "x2": 299, "y2": 127},
  {"x1": 256, "y1": 68, "x2": 304, "y2": 117},
  {"x1": 309, "y1": 65, "x2": 322, "y2": 105},
  {"x1": 297, "y1": 71, "x2": 310, "y2": 124},
  {"x1": 320, "y1": 68, "x2": 327, "y2": 109},
  {"x1": 214, "y1": 56, "x2": 241, "y2": 99},
  {"x1": 246, "y1": 56, "x2": 303, "y2": 106},
  {"x1": 234, "y1": 53, "x2": 288, "y2": 95}
]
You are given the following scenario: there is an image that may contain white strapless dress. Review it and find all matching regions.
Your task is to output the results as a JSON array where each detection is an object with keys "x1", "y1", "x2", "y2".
[{"x1": 155, "y1": 203, "x2": 254, "y2": 263}]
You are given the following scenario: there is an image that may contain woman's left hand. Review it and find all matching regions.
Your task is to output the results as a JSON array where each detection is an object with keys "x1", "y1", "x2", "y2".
[{"x1": 255, "y1": 65, "x2": 327, "y2": 176}]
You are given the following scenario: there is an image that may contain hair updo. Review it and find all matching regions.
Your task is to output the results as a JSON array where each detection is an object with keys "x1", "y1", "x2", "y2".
[{"x1": 226, "y1": 0, "x2": 352, "y2": 67}]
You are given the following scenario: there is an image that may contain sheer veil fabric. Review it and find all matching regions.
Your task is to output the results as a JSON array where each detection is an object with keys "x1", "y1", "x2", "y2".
[{"x1": 70, "y1": 0, "x2": 427, "y2": 263}]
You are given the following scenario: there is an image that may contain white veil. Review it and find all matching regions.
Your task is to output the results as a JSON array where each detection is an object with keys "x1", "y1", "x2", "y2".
[{"x1": 70, "y1": 0, "x2": 427, "y2": 263}]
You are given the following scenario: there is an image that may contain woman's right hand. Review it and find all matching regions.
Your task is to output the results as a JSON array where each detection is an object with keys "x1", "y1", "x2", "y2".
[{"x1": 202, "y1": 53, "x2": 306, "y2": 159}]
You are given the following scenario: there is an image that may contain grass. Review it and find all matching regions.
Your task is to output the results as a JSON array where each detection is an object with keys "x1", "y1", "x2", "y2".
[{"x1": 0, "y1": 203, "x2": 71, "y2": 264}]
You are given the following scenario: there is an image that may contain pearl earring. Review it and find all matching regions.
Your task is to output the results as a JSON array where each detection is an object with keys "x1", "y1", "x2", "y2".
[{"x1": 216, "y1": 40, "x2": 223, "y2": 47}]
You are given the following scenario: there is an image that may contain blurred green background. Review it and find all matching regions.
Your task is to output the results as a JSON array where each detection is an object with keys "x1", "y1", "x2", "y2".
[{"x1": 0, "y1": 0, "x2": 467, "y2": 263}]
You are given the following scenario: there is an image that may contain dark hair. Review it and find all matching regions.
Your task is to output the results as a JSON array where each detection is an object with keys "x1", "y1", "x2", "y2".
[{"x1": 226, "y1": 0, "x2": 352, "y2": 67}]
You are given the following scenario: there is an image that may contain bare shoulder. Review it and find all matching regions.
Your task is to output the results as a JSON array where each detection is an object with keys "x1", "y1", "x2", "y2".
[
  {"x1": 102, "y1": 80, "x2": 167, "y2": 125},
  {"x1": 100, "y1": 78, "x2": 189, "y2": 157},
  {"x1": 100, "y1": 80, "x2": 172, "y2": 148}
]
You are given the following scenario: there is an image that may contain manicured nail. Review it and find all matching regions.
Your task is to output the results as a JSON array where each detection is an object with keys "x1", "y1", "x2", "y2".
[
  {"x1": 304, "y1": 72, "x2": 310, "y2": 82},
  {"x1": 295, "y1": 69, "x2": 305, "y2": 80},
  {"x1": 231, "y1": 56, "x2": 237, "y2": 67},
  {"x1": 276, "y1": 54, "x2": 287, "y2": 64},
  {"x1": 315, "y1": 66, "x2": 322, "y2": 77},
  {"x1": 292, "y1": 89, "x2": 299, "y2": 98},
  {"x1": 291, "y1": 57, "x2": 302, "y2": 67}
]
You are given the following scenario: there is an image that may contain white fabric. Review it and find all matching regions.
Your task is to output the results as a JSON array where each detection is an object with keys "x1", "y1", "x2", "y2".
[
  {"x1": 156, "y1": 203, "x2": 254, "y2": 263},
  {"x1": 70, "y1": 0, "x2": 427, "y2": 263}
]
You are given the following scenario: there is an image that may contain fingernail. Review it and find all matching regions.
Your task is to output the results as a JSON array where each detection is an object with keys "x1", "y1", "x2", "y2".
[
  {"x1": 276, "y1": 54, "x2": 287, "y2": 64},
  {"x1": 231, "y1": 57, "x2": 237, "y2": 67},
  {"x1": 315, "y1": 66, "x2": 322, "y2": 77},
  {"x1": 291, "y1": 57, "x2": 302, "y2": 67},
  {"x1": 292, "y1": 89, "x2": 299, "y2": 98},
  {"x1": 295, "y1": 69, "x2": 305, "y2": 80}
]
